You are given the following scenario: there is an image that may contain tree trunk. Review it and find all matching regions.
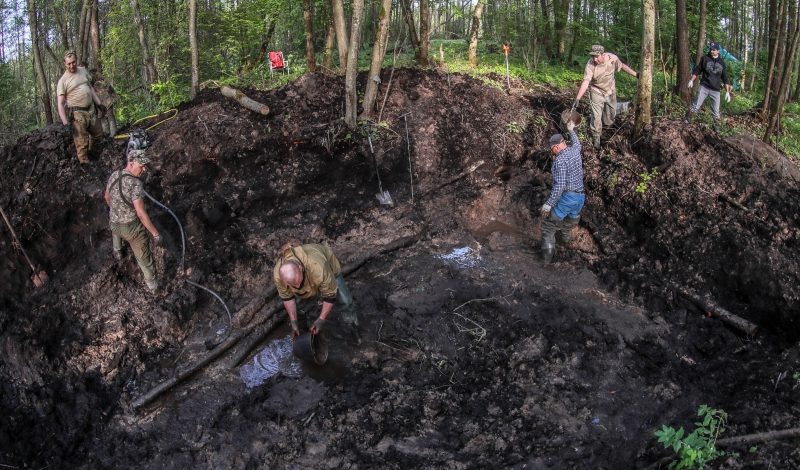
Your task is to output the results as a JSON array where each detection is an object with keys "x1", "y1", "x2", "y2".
[
  {"x1": 252, "y1": 20, "x2": 276, "y2": 69},
  {"x1": 189, "y1": 0, "x2": 198, "y2": 99},
  {"x1": 553, "y1": 0, "x2": 569, "y2": 57},
  {"x1": 694, "y1": 0, "x2": 707, "y2": 68},
  {"x1": 331, "y1": 0, "x2": 349, "y2": 73},
  {"x1": 635, "y1": 0, "x2": 655, "y2": 138},
  {"x1": 764, "y1": 4, "x2": 800, "y2": 141},
  {"x1": 344, "y1": 0, "x2": 365, "y2": 129},
  {"x1": 131, "y1": 0, "x2": 156, "y2": 86},
  {"x1": 567, "y1": 0, "x2": 582, "y2": 63},
  {"x1": 675, "y1": 0, "x2": 691, "y2": 102},
  {"x1": 761, "y1": 0, "x2": 787, "y2": 118},
  {"x1": 418, "y1": 0, "x2": 430, "y2": 66},
  {"x1": 467, "y1": 0, "x2": 484, "y2": 67},
  {"x1": 361, "y1": 0, "x2": 392, "y2": 119},
  {"x1": 303, "y1": 0, "x2": 316, "y2": 72},
  {"x1": 27, "y1": 0, "x2": 53, "y2": 125},
  {"x1": 77, "y1": 0, "x2": 90, "y2": 64},
  {"x1": 322, "y1": 17, "x2": 336, "y2": 70},
  {"x1": 400, "y1": 0, "x2": 420, "y2": 53},
  {"x1": 89, "y1": 0, "x2": 100, "y2": 71}
]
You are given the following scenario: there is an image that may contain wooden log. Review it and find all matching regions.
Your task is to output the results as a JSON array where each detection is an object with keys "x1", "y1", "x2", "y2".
[
  {"x1": 716, "y1": 428, "x2": 800, "y2": 447},
  {"x1": 220, "y1": 86, "x2": 270, "y2": 115},
  {"x1": 225, "y1": 304, "x2": 283, "y2": 368},
  {"x1": 420, "y1": 160, "x2": 485, "y2": 197},
  {"x1": 677, "y1": 287, "x2": 759, "y2": 336}
]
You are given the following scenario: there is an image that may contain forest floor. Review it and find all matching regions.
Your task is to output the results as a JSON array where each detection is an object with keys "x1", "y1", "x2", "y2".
[{"x1": 1, "y1": 69, "x2": 799, "y2": 469}]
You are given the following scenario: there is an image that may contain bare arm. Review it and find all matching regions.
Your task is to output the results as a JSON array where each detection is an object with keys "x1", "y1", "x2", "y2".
[
  {"x1": 90, "y1": 86, "x2": 102, "y2": 106},
  {"x1": 319, "y1": 301, "x2": 335, "y2": 321},
  {"x1": 575, "y1": 79, "x2": 591, "y2": 102},
  {"x1": 58, "y1": 95, "x2": 69, "y2": 125},
  {"x1": 104, "y1": 189, "x2": 111, "y2": 207},
  {"x1": 620, "y1": 62, "x2": 638, "y2": 78},
  {"x1": 283, "y1": 299, "x2": 299, "y2": 323},
  {"x1": 133, "y1": 198, "x2": 159, "y2": 238}
]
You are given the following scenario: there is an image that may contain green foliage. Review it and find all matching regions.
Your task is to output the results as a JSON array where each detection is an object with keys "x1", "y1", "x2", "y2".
[
  {"x1": 506, "y1": 121, "x2": 524, "y2": 134},
  {"x1": 655, "y1": 405, "x2": 728, "y2": 469},
  {"x1": 635, "y1": 168, "x2": 658, "y2": 194}
]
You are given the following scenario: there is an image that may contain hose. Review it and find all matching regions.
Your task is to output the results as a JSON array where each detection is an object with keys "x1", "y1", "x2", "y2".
[
  {"x1": 142, "y1": 188, "x2": 232, "y2": 338},
  {"x1": 114, "y1": 109, "x2": 179, "y2": 140}
]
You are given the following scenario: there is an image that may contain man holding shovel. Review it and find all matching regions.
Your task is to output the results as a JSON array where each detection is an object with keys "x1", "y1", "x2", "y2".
[
  {"x1": 273, "y1": 242, "x2": 355, "y2": 340},
  {"x1": 540, "y1": 120, "x2": 585, "y2": 263}
]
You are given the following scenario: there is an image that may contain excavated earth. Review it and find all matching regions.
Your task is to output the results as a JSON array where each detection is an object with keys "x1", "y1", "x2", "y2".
[{"x1": 1, "y1": 69, "x2": 799, "y2": 468}]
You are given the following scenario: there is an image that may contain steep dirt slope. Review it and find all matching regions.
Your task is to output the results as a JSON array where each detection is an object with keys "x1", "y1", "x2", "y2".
[{"x1": 0, "y1": 69, "x2": 798, "y2": 468}]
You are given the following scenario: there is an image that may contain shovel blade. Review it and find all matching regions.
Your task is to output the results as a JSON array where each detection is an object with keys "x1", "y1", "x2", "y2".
[
  {"x1": 376, "y1": 191, "x2": 394, "y2": 206},
  {"x1": 31, "y1": 270, "x2": 48, "y2": 288}
]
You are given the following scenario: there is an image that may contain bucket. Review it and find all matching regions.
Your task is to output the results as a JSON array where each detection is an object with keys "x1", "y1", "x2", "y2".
[
  {"x1": 560, "y1": 109, "x2": 583, "y2": 128},
  {"x1": 292, "y1": 332, "x2": 328, "y2": 365}
]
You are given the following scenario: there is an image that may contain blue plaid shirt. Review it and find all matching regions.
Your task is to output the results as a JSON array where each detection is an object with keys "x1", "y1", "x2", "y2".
[{"x1": 545, "y1": 130, "x2": 584, "y2": 208}]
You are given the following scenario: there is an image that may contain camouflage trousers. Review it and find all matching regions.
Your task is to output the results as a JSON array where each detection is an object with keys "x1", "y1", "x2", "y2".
[
  {"x1": 72, "y1": 109, "x2": 103, "y2": 163},
  {"x1": 111, "y1": 220, "x2": 155, "y2": 282},
  {"x1": 589, "y1": 90, "x2": 617, "y2": 144}
]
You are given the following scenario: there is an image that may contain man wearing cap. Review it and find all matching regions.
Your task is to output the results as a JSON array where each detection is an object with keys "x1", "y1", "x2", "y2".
[
  {"x1": 540, "y1": 120, "x2": 585, "y2": 263},
  {"x1": 573, "y1": 45, "x2": 638, "y2": 150},
  {"x1": 56, "y1": 51, "x2": 106, "y2": 164},
  {"x1": 685, "y1": 42, "x2": 733, "y2": 132},
  {"x1": 273, "y1": 241, "x2": 355, "y2": 339},
  {"x1": 104, "y1": 150, "x2": 162, "y2": 292}
]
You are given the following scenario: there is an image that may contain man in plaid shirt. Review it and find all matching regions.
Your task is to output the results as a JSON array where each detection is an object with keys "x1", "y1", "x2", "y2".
[{"x1": 540, "y1": 120, "x2": 586, "y2": 263}]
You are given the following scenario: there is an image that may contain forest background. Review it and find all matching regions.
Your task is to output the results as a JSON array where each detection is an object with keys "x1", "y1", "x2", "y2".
[{"x1": 1, "y1": 0, "x2": 799, "y2": 157}]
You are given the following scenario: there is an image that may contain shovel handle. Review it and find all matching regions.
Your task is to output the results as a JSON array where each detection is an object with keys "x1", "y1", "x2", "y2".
[{"x1": 0, "y1": 205, "x2": 40, "y2": 273}]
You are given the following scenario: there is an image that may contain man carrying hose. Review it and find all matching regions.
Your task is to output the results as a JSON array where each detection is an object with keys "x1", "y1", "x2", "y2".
[
  {"x1": 273, "y1": 242, "x2": 356, "y2": 340},
  {"x1": 104, "y1": 150, "x2": 162, "y2": 292}
]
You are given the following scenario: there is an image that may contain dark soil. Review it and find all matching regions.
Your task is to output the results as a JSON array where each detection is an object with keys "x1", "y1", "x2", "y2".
[{"x1": 1, "y1": 69, "x2": 799, "y2": 469}]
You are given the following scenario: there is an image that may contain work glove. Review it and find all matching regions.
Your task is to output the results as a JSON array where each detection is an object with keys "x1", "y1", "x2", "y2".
[
  {"x1": 540, "y1": 204, "x2": 552, "y2": 218},
  {"x1": 571, "y1": 99, "x2": 579, "y2": 112},
  {"x1": 725, "y1": 91, "x2": 731, "y2": 103},
  {"x1": 311, "y1": 317, "x2": 326, "y2": 335},
  {"x1": 566, "y1": 120, "x2": 575, "y2": 132},
  {"x1": 290, "y1": 319, "x2": 300, "y2": 338},
  {"x1": 153, "y1": 234, "x2": 163, "y2": 246},
  {"x1": 687, "y1": 79, "x2": 694, "y2": 89}
]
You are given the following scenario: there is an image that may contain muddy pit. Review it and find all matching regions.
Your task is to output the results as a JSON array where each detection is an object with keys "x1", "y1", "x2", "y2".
[{"x1": 1, "y1": 69, "x2": 799, "y2": 468}]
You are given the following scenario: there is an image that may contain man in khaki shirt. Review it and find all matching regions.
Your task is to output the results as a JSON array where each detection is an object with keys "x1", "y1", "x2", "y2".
[
  {"x1": 57, "y1": 51, "x2": 105, "y2": 163},
  {"x1": 573, "y1": 45, "x2": 638, "y2": 149},
  {"x1": 273, "y1": 242, "x2": 355, "y2": 338}
]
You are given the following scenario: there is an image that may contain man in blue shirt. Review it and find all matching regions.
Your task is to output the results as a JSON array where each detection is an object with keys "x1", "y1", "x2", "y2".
[{"x1": 540, "y1": 120, "x2": 586, "y2": 263}]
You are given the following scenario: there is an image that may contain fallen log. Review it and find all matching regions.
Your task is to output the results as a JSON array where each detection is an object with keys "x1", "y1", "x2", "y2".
[
  {"x1": 716, "y1": 428, "x2": 800, "y2": 447},
  {"x1": 221, "y1": 86, "x2": 270, "y2": 115},
  {"x1": 225, "y1": 304, "x2": 283, "y2": 368},
  {"x1": 677, "y1": 287, "x2": 759, "y2": 336},
  {"x1": 420, "y1": 160, "x2": 485, "y2": 197}
]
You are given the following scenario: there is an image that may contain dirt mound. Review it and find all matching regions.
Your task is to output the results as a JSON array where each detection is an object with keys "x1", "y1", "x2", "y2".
[{"x1": 1, "y1": 69, "x2": 799, "y2": 468}]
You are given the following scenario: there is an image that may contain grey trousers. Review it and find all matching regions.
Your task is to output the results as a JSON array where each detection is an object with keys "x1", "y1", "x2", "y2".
[
  {"x1": 589, "y1": 90, "x2": 617, "y2": 141},
  {"x1": 691, "y1": 85, "x2": 721, "y2": 119}
]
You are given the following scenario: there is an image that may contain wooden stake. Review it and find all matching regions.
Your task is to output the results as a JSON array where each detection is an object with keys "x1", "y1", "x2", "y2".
[
  {"x1": 677, "y1": 287, "x2": 759, "y2": 336},
  {"x1": 717, "y1": 428, "x2": 800, "y2": 446}
]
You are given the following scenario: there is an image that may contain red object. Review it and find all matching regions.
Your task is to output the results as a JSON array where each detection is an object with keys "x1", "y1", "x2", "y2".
[
  {"x1": 502, "y1": 43, "x2": 511, "y2": 55},
  {"x1": 268, "y1": 51, "x2": 285, "y2": 70}
]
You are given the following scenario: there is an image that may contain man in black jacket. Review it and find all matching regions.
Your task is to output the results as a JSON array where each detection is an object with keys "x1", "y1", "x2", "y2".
[{"x1": 684, "y1": 42, "x2": 733, "y2": 132}]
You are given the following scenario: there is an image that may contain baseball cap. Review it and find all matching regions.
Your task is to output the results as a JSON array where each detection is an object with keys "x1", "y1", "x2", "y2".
[
  {"x1": 127, "y1": 149, "x2": 151, "y2": 166},
  {"x1": 589, "y1": 45, "x2": 605, "y2": 56},
  {"x1": 548, "y1": 133, "x2": 565, "y2": 147},
  {"x1": 709, "y1": 42, "x2": 720, "y2": 51}
]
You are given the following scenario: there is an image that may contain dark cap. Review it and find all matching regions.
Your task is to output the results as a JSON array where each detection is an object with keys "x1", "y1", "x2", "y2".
[
  {"x1": 709, "y1": 42, "x2": 720, "y2": 51},
  {"x1": 548, "y1": 133, "x2": 565, "y2": 147},
  {"x1": 127, "y1": 149, "x2": 151, "y2": 166},
  {"x1": 589, "y1": 45, "x2": 605, "y2": 56}
]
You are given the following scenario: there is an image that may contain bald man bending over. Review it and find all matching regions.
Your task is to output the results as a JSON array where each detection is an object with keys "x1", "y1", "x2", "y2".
[{"x1": 273, "y1": 242, "x2": 354, "y2": 338}]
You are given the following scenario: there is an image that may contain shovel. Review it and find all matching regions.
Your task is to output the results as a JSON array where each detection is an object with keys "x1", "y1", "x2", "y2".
[
  {"x1": 0, "y1": 205, "x2": 49, "y2": 288},
  {"x1": 367, "y1": 134, "x2": 394, "y2": 206}
]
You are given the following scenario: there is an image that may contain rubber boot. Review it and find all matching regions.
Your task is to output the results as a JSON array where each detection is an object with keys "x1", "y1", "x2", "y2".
[
  {"x1": 541, "y1": 242, "x2": 556, "y2": 263},
  {"x1": 712, "y1": 119, "x2": 720, "y2": 132},
  {"x1": 145, "y1": 278, "x2": 159, "y2": 293},
  {"x1": 592, "y1": 136, "x2": 601, "y2": 150},
  {"x1": 683, "y1": 109, "x2": 693, "y2": 124}
]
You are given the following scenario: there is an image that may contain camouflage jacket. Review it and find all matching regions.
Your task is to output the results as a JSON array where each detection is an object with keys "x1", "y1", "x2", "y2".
[{"x1": 106, "y1": 169, "x2": 143, "y2": 224}]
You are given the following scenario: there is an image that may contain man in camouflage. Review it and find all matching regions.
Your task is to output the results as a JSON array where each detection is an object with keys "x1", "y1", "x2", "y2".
[
  {"x1": 56, "y1": 51, "x2": 105, "y2": 163},
  {"x1": 273, "y1": 242, "x2": 355, "y2": 338},
  {"x1": 104, "y1": 150, "x2": 162, "y2": 291}
]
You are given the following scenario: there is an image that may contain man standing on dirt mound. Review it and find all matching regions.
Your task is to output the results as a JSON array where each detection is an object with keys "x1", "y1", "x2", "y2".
[
  {"x1": 573, "y1": 44, "x2": 638, "y2": 150},
  {"x1": 56, "y1": 51, "x2": 106, "y2": 164},
  {"x1": 273, "y1": 242, "x2": 356, "y2": 341},
  {"x1": 104, "y1": 150, "x2": 162, "y2": 292},
  {"x1": 540, "y1": 120, "x2": 585, "y2": 263},
  {"x1": 684, "y1": 42, "x2": 733, "y2": 132}
]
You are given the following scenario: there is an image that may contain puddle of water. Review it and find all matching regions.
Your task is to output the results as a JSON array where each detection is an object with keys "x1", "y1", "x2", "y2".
[
  {"x1": 472, "y1": 220, "x2": 525, "y2": 241},
  {"x1": 239, "y1": 336, "x2": 302, "y2": 389},
  {"x1": 435, "y1": 246, "x2": 482, "y2": 269}
]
